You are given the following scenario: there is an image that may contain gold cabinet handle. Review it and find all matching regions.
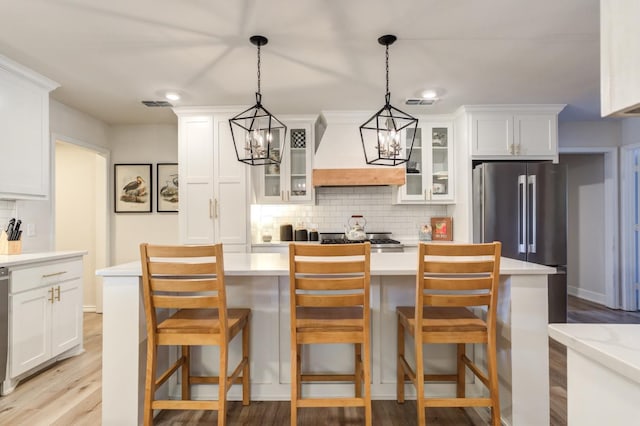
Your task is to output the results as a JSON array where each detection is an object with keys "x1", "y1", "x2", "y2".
[
  {"x1": 42, "y1": 271, "x2": 66, "y2": 278},
  {"x1": 55, "y1": 285, "x2": 61, "y2": 302},
  {"x1": 48, "y1": 287, "x2": 54, "y2": 304},
  {"x1": 287, "y1": 190, "x2": 290, "y2": 201},
  {"x1": 209, "y1": 199, "x2": 213, "y2": 218},
  {"x1": 281, "y1": 190, "x2": 284, "y2": 201},
  {"x1": 214, "y1": 198, "x2": 218, "y2": 219}
]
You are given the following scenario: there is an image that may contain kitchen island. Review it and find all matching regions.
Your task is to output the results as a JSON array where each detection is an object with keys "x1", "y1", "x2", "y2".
[
  {"x1": 98, "y1": 252, "x2": 555, "y2": 426},
  {"x1": 549, "y1": 324, "x2": 640, "y2": 425}
]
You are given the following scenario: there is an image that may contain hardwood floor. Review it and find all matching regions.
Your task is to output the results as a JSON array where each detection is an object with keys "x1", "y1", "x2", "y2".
[{"x1": 1, "y1": 296, "x2": 638, "y2": 425}]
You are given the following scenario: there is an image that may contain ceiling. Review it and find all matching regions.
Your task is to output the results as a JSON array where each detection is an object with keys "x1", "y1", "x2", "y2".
[{"x1": 0, "y1": 0, "x2": 603, "y2": 125}]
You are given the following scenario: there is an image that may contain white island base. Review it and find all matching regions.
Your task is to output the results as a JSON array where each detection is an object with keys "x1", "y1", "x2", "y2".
[
  {"x1": 549, "y1": 324, "x2": 640, "y2": 425},
  {"x1": 98, "y1": 253, "x2": 555, "y2": 426}
]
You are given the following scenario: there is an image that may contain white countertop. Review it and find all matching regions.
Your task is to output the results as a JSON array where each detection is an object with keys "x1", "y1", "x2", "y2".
[
  {"x1": 549, "y1": 324, "x2": 640, "y2": 384},
  {"x1": 0, "y1": 250, "x2": 87, "y2": 267},
  {"x1": 97, "y1": 252, "x2": 555, "y2": 277}
]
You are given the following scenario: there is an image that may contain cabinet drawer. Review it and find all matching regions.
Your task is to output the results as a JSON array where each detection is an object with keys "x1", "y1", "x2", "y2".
[{"x1": 10, "y1": 259, "x2": 83, "y2": 293}]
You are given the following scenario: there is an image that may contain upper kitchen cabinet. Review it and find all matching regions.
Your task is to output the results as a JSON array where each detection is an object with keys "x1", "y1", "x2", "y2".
[
  {"x1": 0, "y1": 55, "x2": 59, "y2": 200},
  {"x1": 174, "y1": 107, "x2": 250, "y2": 252},
  {"x1": 465, "y1": 105, "x2": 565, "y2": 161},
  {"x1": 393, "y1": 120, "x2": 454, "y2": 204},
  {"x1": 601, "y1": 0, "x2": 640, "y2": 117},
  {"x1": 253, "y1": 115, "x2": 314, "y2": 204}
]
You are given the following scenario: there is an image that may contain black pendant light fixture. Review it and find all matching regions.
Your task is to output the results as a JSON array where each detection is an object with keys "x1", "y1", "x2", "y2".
[
  {"x1": 360, "y1": 35, "x2": 418, "y2": 166},
  {"x1": 229, "y1": 35, "x2": 287, "y2": 166}
]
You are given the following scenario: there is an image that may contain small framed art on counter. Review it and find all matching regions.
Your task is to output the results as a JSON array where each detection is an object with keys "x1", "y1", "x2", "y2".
[{"x1": 431, "y1": 217, "x2": 453, "y2": 241}]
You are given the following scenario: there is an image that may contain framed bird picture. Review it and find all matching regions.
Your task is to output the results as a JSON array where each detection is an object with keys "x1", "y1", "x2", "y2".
[
  {"x1": 156, "y1": 163, "x2": 178, "y2": 213},
  {"x1": 114, "y1": 163, "x2": 152, "y2": 213}
]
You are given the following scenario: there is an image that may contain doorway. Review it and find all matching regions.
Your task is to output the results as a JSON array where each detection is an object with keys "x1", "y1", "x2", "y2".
[
  {"x1": 54, "y1": 137, "x2": 109, "y2": 313},
  {"x1": 559, "y1": 147, "x2": 619, "y2": 309}
]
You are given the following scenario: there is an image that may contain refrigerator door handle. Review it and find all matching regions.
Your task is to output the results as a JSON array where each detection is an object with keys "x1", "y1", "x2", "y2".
[
  {"x1": 518, "y1": 174, "x2": 526, "y2": 253},
  {"x1": 528, "y1": 174, "x2": 537, "y2": 253}
]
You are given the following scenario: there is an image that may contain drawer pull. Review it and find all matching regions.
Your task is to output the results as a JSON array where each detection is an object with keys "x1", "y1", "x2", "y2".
[
  {"x1": 55, "y1": 285, "x2": 61, "y2": 301},
  {"x1": 48, "y1": 287, "x2": 55, "y2": 304},
  {"x1": 42, "y1": 271, "x2": 67, "y2": 278}
]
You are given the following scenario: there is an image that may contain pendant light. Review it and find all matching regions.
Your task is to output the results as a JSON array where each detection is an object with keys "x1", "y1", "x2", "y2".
[
  {"x1": 359, "y1": 35, "x2": 418, "y2": 166},
  {"x1": 229, "y1": 35, "x2": 287, "y2": 166}
]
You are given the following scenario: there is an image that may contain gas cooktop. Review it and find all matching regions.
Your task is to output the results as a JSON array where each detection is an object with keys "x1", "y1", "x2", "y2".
[{"x1": 319, "y1": 232, "x2": 404, "y2": 253}]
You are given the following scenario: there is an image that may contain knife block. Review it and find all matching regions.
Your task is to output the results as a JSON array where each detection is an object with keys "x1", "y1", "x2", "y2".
[{"x1": 0, "y1": 230, "x2": 22, "y2": 255}]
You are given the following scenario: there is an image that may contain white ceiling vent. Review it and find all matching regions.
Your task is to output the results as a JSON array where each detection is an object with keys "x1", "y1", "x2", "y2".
[{"x1": 405, "y1": 98, "x2": 438, "y2": 106}]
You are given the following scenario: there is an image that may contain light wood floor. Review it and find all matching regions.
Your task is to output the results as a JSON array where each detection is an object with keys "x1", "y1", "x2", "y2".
[{"x1": 1, "y1": 296, "x2": 639, "y2": 425}]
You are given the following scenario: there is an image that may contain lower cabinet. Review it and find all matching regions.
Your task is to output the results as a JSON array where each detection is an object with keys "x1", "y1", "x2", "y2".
[{"x1": 4, "y1": 258, "x2": 83, "y2": 393}]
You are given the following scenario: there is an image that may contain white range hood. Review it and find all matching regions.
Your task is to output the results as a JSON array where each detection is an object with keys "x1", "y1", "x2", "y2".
[{"x1": 312, "y1": 111, "x2": 405, "y2": 187}]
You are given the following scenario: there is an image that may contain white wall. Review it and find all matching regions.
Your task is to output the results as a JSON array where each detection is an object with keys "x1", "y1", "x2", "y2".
[
  {"x1": 558, "y1": 120, "x2": 621, "y2": 148},
  {"x1": 621, "y1": 117, "x2": 640, "y2": 146},
  {"x1": 110, "y1": 124, "x2": 179, "y2": 264},
  {"x1": 50, "y1": 100, "x2": 110, "y2": 149},
  {"x1": 561, "y1": 153, "x2": 606, "y2": 304}
]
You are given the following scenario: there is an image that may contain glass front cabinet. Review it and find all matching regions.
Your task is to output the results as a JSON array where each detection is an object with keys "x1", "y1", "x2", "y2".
[
  {"x1": 253, "y1": 117, "x2": 314, "y2": 204},
  {"x1": 393, "y1": 121, "x2": 454, "y2": 204}
]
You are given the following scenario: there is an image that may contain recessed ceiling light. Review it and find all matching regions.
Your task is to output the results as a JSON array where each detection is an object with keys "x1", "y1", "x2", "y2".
[
  {"x1": 421, "y1": 89, "x2": 439, "y2": 100},
  {"x1": 165, "y1": 92, "x2": 180, "y2": 101}
]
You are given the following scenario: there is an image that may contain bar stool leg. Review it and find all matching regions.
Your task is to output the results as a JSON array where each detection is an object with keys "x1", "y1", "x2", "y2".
[
  {"x1": 487, "y1": 335, "x2": 501, "y2": 426},
  {"x1": 242, "y1": 321, "x2": 251, "y2": 405},
  {"x1": 291, "y1": 341, "x2": 298, "y2": 426},
  {"x1": 143, "y1": 341, "x2": 156, "y2": 426},
  {"x1": 182, "y1": 346, "x2": 190, "y2": 400},
  {"x1": 456, "y1": 343, "x2": 465, "y2": 398},
  {"x1": 218, "y1": 344, "x2": 228, "y2": 426},
  {"x1": 355, "y1": 343, "x2": 362, "y2": 397},
  {"x1": 396, "y1": 319, "x2": 405, "y2": 403}
]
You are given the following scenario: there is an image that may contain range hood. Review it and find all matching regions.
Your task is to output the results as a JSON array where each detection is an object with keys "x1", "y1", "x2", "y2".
[{"x1": 312, "y1": 112, "x2": 406, "y2": 187}]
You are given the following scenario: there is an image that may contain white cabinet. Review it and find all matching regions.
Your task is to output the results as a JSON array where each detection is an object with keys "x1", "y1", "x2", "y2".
[
  {"x1": 394, "y1": 121, "x2": 454, "y2": 204},
  {"x1": 466, "y1": 105, "x2": 564, "y2": 160},
  {"x1": 175, "y1": 108, "x2": 249, "y2": 252},
  {"x1": 0, "y1": 55, "x2": 59, "y2": 200},
  {"x1": 253, "y1": 116, "x2": 314, "y2": 204},
  {"x1": 4, "y1": 258, "x2": 83, "y2": 394},
  {"x1": 601, "y1": 0, "x2": 640, "y2": 117}
]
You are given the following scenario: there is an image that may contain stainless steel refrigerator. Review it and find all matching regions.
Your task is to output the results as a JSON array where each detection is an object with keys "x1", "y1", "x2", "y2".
[{"x1": 472, "y1": 162, "x2": 568, "y2": 323}]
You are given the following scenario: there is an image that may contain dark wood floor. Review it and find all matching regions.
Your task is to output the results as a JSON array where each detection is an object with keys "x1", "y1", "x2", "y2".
[{"x1": 2, "y1": 296, "x2": 639, "y2": 425}]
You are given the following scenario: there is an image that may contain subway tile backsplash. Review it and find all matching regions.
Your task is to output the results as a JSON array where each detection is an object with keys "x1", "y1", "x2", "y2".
[
  {"x1": 251, "y1": 186, "x2": 448, "y2": 242},
  {"x1": 0, "y1": 200, "x2": 17, "y2": 230}
]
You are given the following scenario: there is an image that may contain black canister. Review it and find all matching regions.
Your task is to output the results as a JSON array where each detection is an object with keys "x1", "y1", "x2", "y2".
[
  {"x1": 309, "y1": 230, "x2": 319, "y2": 241},
  {"x1": 294, "y1": 229, "x2": 308, "y2": 241},
  {"x1": 280, "y1": 224, "x2": 293, "y2": 241}
]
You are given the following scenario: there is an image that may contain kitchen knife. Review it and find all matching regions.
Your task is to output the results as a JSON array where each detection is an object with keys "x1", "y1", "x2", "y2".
[
  {"x1": 6, "y1": 218, "x2": 15, "y2": 240},
  {"x1": 12, "y1": 220, "x2": 21, "y2": 240}
]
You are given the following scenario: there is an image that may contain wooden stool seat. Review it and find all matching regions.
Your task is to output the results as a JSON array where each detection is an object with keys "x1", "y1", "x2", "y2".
[
  {"x1": 140, "y1": 243, "x2": 251, "y2": 426},
  {"x1": 157, "y1": 308, "x2": 250, "y2": 336},
  {"x1": 289, "y1": 243, "x2": 372, "y2": 425},
  {"x1": 397, "y1": 242, "x2": 502, "y2": 425}
]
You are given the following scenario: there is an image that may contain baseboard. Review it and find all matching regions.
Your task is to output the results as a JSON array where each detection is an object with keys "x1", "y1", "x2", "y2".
[
  {"x1": 83, "y1": 305, "x2": 97, "y2": 313},
  {"x1": 568, "y1": 286, "x2": 606, "y2": 305}
]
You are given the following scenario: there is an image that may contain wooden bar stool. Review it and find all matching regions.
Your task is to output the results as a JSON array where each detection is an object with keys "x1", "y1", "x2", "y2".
[
  {"x1": 396, "y1": 242, "x2": 502, "y2": 425},
  {"x1": 139, "y1": 243, "x2": 250, "y2": 426},
  {"x1": 289, "y1": 242, "x2": 372, "y2": 426}
]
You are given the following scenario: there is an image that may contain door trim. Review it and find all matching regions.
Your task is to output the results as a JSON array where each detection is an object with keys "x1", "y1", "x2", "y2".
[{"x1": 620, "y1": 143, "x2": 640, "y2": 310}]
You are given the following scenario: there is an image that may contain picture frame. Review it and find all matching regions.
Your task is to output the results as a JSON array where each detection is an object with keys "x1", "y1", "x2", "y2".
[
  {"x1": 431, "y1": 217, "x2": 453, "y2": 241},
  {"x1": 156, "y1": 163, "x2": 179, "y2": 213},
  {"x1": 114, "y1": 164, "x2": 152, "y2": 213}
]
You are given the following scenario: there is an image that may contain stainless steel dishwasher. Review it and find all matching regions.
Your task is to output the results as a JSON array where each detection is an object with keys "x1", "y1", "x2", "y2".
[{"x1": 0, "y1": 267, "x2": 8, "y2": 385}]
